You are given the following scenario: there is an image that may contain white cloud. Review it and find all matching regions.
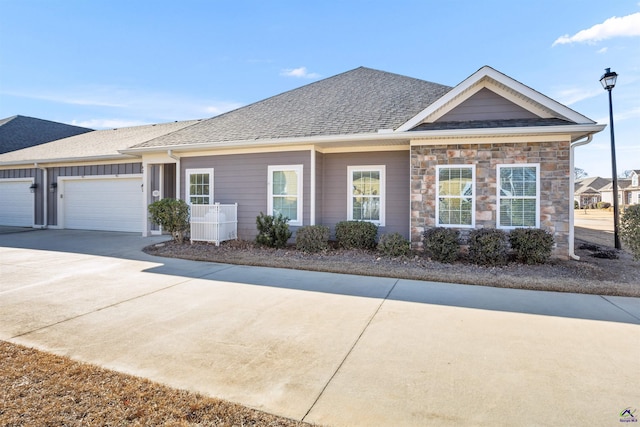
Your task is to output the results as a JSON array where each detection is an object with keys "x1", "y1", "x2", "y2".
[
  {"x1": 554, "y1": 87, "x2": 602, "y2": 106},
  {"x1": 597, "y1": 47, "x2": 608, "y2": 54},
  {"x1": 552, "y1": 12, "x2": 640, "y2": 46},
  {"x1": 280, "y1": 66, "x2": 321, "y2": 79},
  {"x1": 71, "y1": 118, "x2": 152, "y2": 129}
]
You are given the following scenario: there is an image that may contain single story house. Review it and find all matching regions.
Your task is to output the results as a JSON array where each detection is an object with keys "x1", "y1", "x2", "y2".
[
  {"x1": 0, "y1": 66, "x2": 606, "y2": 259},
  {"x1": 601, "y1": 170, "x2": 640, "y2": 206},
  {"x1": 0, "y1": 115, "x2": 92, "y2": 154},
  {"x1": 574, "y1": 176, "x2": 611, "y2": 208}
]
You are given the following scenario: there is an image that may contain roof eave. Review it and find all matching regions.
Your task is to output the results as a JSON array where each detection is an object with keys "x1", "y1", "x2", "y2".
[
  {"x1": 119, "y1": 123, "x2": 606, "y2": 155},
  {"x1": 0, "y1": 154, "x2": 139, "y2": 168}
]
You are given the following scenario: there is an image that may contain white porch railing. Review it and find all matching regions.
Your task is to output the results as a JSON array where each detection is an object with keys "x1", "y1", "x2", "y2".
[{"x1": 190, "y1": 203, "x2": 238, "y2": 246}]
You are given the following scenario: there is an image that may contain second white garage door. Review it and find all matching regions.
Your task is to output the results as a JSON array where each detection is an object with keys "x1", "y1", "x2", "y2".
[
  {"x1": 60, "y1": 176, "x2": 143, "y2": 232},
  {"x1": 0, "y1": 179, "x2": 34, "y2": 227}
]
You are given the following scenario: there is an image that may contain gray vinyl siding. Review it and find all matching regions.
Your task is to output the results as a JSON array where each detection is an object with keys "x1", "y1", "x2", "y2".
[
  {"x1": 1, "y1": 163, "x2": 142, "y2": 227},
  {"x1": 436, "y1": 88, "x2": 538, "y2": 122},
  {"x1": 321, "y1": 150, "x2": 410, "y2": 238},
  {"x1": 181, "y1": 151, "x2": 311, "y2": 240},
  {"x1": 315, "y1": 151, "x2": 324, "y2": 225}
]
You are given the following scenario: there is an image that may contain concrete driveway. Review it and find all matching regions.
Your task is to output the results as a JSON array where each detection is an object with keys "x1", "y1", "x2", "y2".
[{"x1": 1, "y1": 230, "x2": 639, "y2": 426}]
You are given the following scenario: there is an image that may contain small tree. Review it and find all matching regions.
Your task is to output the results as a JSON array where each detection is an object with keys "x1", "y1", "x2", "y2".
[
  {"x1": 148, "y1": 198, "x2": 190, "y2": 243},
  {"x1": 620, "y1": 205, "x2": 640, "y2": 261}
]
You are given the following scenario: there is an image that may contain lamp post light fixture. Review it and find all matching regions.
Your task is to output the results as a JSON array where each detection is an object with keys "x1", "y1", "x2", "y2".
[{"x1": 599, "y1": 67, "x2": 621, "y2": 250}]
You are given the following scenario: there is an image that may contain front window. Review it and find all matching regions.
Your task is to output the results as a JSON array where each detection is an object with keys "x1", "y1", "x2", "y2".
[
  {"x1": 186, "y1": 168, "x2": 213, "y2": 205},
  {"x1": 348, "y1": 166, "x2": 385, "y2": 225},
  {"x1": 436, "y1": 165, "x2": 475, "y2": 227},
  {"x1": 497, "y1": 164, "x2": 539, "y2": 228},
  {"x1": 268, "y1": 165, "x2": 303, "y2": 226}
]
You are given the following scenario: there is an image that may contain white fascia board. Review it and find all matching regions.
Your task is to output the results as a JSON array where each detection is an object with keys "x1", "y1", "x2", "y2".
[
  {"x1": 119, "y1": 123, "x2": 605, "y2": 155},
  {"x1": 0, "y1": 154, "x2": 140, "y2": 168},
  {"x1": 396, "y1": 66, "x2": 596, "y2": 132}
]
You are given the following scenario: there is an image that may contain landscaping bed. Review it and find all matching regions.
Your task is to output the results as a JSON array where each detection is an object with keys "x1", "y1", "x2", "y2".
[{"x1": 144, "y1": 238, "x2": 640, "y2": 297}]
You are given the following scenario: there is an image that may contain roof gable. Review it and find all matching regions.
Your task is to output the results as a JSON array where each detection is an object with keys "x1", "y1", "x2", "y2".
[{"x1": 397, "y1": 66, "x2": 596, "y2": 132}]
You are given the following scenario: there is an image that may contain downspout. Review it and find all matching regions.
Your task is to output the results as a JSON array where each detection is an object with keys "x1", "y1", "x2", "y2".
[
  {"x1": 168, "y1": 150, "x2": 181, "y2": 200},
  {"x1": 569, "y1": 135, "x2": 593, "y2": 260},
  {"x1": 35, "y1": 163, "x2": 47, "y2": 228}
]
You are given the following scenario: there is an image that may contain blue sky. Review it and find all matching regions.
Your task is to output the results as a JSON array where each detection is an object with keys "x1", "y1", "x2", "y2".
[{"x1": 1, "y1": 0, "x2": 638, "y2": 178}]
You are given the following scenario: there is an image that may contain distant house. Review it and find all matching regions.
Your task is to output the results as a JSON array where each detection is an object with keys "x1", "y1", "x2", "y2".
[
  {"x1": 574, "y1": 176, "x2": 611, "y2": 208},
  {"x1": 0, "y1": 115, "x2": 92, "y2": 154},
  {"x1": 0, "y1": 66, "x2": 606, "y2": 259},
  {"x1": 600, "y1": 170, "x2": 640, "y2": 206}
]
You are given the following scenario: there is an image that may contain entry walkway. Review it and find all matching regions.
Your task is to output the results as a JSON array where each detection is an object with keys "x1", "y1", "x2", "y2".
[{"x1": 1, "y1": 230, "x2": 639, "y2": 426}]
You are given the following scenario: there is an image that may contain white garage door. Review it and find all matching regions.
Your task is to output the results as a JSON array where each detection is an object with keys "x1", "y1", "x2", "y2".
[
  {"x1": 0, "y1": 179, "x2": 34, "y2": 227},
  {"x1": 61, "y1": 177, "x2": 142, "y2": 232}
]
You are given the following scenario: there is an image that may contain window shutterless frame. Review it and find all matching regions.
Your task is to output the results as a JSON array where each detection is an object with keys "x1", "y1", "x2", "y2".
[
  {"x1": 347, "y1": 165, "x2": 385, "y2": 226},
  {"x1": 185, "y1": 168, "x2": 214, "y2": 205},
  {"x1": 496, "y1": 163, "x2": 540, "y2": 229},
  {"x1": 435, "y1": 165, "x2": 475, "y2": 228},
  {"x1": 267, "y1": 165, "x2": 303, "y2": 226}
]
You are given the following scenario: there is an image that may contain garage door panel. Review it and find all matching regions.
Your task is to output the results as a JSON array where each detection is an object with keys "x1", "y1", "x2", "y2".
[
  {"x1": 0, "y1": 180, "x2": 34, "y2": 227},
  {"x1": 62, "y1": 177, "x2": 142, "y2": 232}
]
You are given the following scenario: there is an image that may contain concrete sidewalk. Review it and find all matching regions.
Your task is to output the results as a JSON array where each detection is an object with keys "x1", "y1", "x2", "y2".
[{"x1": 1, "y1": 230, "x2": 639, "y2": 426}]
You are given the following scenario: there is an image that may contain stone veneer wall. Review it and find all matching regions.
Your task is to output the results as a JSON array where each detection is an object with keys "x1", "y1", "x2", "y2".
[{"x1": 410, "y1": 140, "x2": 571, "y2": 259}]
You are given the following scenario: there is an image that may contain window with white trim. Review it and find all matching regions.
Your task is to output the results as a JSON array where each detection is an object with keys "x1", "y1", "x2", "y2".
[
  {"x1": 348, "y1": 165, "x2": 385, "y2": 225},
  {"x1": 436, "y1": 165, "x2": 475, "y2": 227},
  {"x1": 186, "y1": 168, "x2": 213, "y2": 205},
  {"x1": 268, "y1": 165, "x2": 303, "y2": 226},
  {"x1": 497, "y1": 164, "x2": 540, "y2": 228}
]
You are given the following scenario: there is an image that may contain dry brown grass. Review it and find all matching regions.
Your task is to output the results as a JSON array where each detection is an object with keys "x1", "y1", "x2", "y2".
[{"x1": 0, "y1": 341, "x2": 311, "y2": 427}]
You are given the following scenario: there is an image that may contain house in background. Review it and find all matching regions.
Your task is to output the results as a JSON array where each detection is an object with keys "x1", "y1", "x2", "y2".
[
  {"x1": 574, "y1": 176, "x2": 611, "y2": 208},
  {"x1": 0, "y1": 66, "x2": 605, "y2": 259},
  {"x1": 601, "y1": 170, "x2": 640, "y2": 206},
  {"x1": 0, "y1": 115, "x2": 92, "y2": 154}
]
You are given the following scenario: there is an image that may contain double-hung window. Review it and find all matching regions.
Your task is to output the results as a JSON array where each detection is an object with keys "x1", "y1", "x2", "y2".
[
  {"x1": 186, "y1": 168, "x2": 213, "y2": 205},
  {"x1": 348, "y1": 166, "x2": 385, "y2": 225},
  {"x1": 497, "y1": 164, "x2": 540, "y2": 228},
  {"x1": 268, "y1": 165, "x2": 303, "y2": 226},
  {"x1": 436, "y1": 165, "x2": 475, "y2": 227}
]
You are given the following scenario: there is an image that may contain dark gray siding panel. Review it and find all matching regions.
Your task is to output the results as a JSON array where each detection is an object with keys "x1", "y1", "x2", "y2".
[
  {"x1": 322, "y1": 150, "x2": 409, "y2": 238},
  {"x1": 182, "y1": 151, "x2": 311, "y2": 240},
  {"x1": 437, "y1": 88, "x2": 538, "y2": 122}
]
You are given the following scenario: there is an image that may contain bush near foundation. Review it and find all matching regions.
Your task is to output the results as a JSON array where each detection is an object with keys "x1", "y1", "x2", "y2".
[
  {"x1": 295, "y1": 225, "x2": 330, "y2": 253},
  {"x1": 335, "y1": 221, "x2": 378, "y2": 250},
  {"x1": 377, "y1": 232, "x2": 411, "y2": 257},
  {"x1": 256, "y1": 213, "x2": 292, "y2": 249},
  {"x1": 422, "y1": 227, "x2": 460, "y2": 263},
  {"x1": 147, "y1": 198, "x2": 190, "y2": 243},
  {"x1": 620, "y1": 205, "x2": 640, "y2": 261},
  {"x1": 509, "y1": 228, "x2": 554, "y2": 264},
  {"x1": 468, "y1": 228, "x2": 508, "y2": 266}
]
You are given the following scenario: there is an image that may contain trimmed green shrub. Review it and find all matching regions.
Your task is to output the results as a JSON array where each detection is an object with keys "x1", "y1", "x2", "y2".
[
  {"x1": 256, "y1": 212, "x2": 292, "y2": 248},
  {"x1": 377, "y1": 232, "x2": 411, "y2": 257},
  {"x1": 468, "y1": 228, "x2": 508, "y2": 266},
  {"x1": 335, "y1": 221, "x2": 378, "y2": 250},
  {"x1": 295, "y1": 225, "x2": 330, "y2": 253},
  {"x1": 509, "y1": 228, "x2": 554, "y2": 264},
  {"x1": 574, "y1": 200, "x2": 579, "y2": 209},
  {"x1": 147, "y1": 198, "x2": 190, "y2": 243},
  {"x1": 422, "y1": 227, "x2": 460, "y2": 263},
  {"x1": 597, "y1": 201, "x2": 611, "y2": 209},
  {"x1": 620, "y1": 205, "x2": 640, "y2": 261}
]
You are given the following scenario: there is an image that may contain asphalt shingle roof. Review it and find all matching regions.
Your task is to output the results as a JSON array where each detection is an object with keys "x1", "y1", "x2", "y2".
[
  {"x1": 132, "y1": 67, "x2": 452, "y2": 149},
  {"x1": 411, "y1": 118, "x2": 574, "y2": 131},
  {"x1": 0, "y1": 120, "x2": 200, "y2": 164},
  {"x1": 0, "y1": 115, "x2": 93, "y2": 154}
]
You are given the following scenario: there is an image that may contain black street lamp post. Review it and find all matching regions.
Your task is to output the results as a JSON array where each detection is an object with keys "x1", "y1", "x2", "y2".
[{"x1": 600, "y1": 67, "x2": 621, "y2": 250}]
